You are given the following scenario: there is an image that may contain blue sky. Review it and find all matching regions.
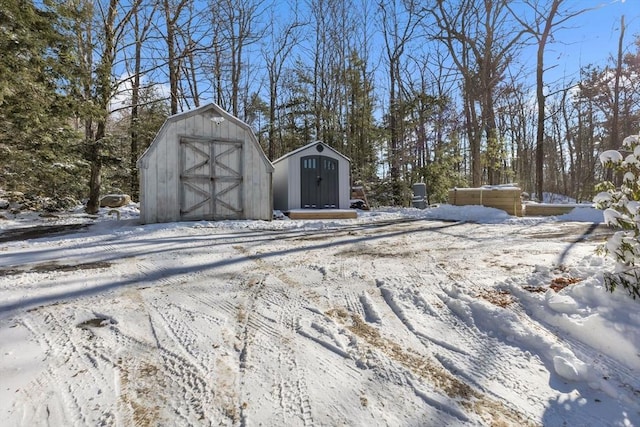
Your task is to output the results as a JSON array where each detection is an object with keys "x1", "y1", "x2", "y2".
[{"x1": 546, "y1": 0, "x2": 639, "y2": 82}]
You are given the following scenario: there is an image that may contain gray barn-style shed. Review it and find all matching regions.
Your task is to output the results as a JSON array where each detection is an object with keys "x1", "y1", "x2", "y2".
[
  {"x1": 273, "y1": 141, "x2": 351, "y2": 211},
  {"x1": 137, "y1": 103, "x2": 273, "y2": 224}
]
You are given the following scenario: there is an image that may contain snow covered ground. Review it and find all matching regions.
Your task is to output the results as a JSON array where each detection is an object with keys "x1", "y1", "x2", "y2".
[{"x1": 1, "y1": 203, "x2": 638, "y2": 426}]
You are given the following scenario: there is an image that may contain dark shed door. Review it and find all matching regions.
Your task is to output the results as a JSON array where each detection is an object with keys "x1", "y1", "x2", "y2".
[{"x1": 300, "y1": 155, "x2": 339, "y2": 208}]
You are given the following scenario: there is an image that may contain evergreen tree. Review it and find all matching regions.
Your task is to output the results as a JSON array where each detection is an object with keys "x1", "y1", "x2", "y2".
[
  {"x1": 421, "y1": 140, "x2": 467, "y2": 205},
  {"x1": 0, "y1": 0, "x2": 83, "y2": 198},
  {"x1": 345, "y1": 51, "x2": 378, "y2": 185},
  {"x1": 595, "y1": 133, "x2": 640, "y2": 300}
]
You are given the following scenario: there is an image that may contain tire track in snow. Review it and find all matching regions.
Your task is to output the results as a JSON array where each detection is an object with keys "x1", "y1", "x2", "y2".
[
  {"x1": 135, "y1": 260, "x2": 180, "y2": 286},
  {"x1": 338, "y1": 220, "x2": 536, "y2": 411},
  {"x1": 422, "y1": 260, "x2": 582, "y2": 422},
  {"x1": 144, "y1": 308, "x2": 218, "y2": 424},
  {"x1": 108, "y1": 322, "x2": 173, "y2": 425},
  {"x1": 373, "y1": 271, "x2": 508, "y2": 398},
  {"x1": 235, "y1": 272, "x2": 319, "y2": 427},
  {"x1": 17, "y1": 306, "x2": 118, "y2": 426},
  {"x1": 376, "y1": 277, "x2": 472, "y2": 356},
  {"x1": 204, "y1": 253, "x2": 291, "y2": 427},
  {"x1": 249, "y1": 283, "x2": 316, "y2": 424},
  {"x1": 22, "y1": 296, "x2": 194, "y2": 426},
  {"x1": 232, "y1": 245, "x2": 364, "y2": 426},
  {"x1": 261, "y1": 256, "x2": 478, "y2": 425},
  {"x1": 86, "y1": 290, "x2": 225, "y2": 425},
  {"x1": 342, "y1": 288, "x2": 367, "y2": 319},
  {"x1": 17, "y1": 315, "x2": 88, "y2": 425},
  {"x1": 196, "y1": 293, "x2": 238, "y2": 319},
  {"x1": 334, "y1": 289, "x2": 476, "y2": 404},
  {"x1": 418, "y1": 259, "x2": 549, "y2": 418},
  {"x1": 359, "y1": 291, "x2": 382, "y2": 324},
  {"x1": 238, "y1": 233, "x2": 460, "y2": 424},
  {"x1": 326, "y1": 308, "x2": 535, "y2": 426},
  {"x1": 127, "y1": 270, "x2": 236, "y2": 423},
  {"x1": 133, "y1": 252, "x2": 213, "y2": 289},
  {"x1": 323, "y1": 221, "x2": 539, "y2": 424},
  {"x1": 144, "y1": 298, "x2": 218, "y2": 376},
  {"x1": 234, "y1": 229, "x2": 532, "y2": 426},
  {"x1": 246, "y1": 309, "x2": 284, "y2": 340}
]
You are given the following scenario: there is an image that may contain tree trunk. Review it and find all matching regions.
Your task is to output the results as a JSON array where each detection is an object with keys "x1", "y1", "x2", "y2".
[
  {"x1": 464, "y1": 79, "x2": 482, "y2": 186},
  {"x1": 164, "y1": 0, "x2": 179, "y2": 115},
  {"x1": 609, "y1": 15, "x2": 625, "y2": 184},
  {"x1": 130, "y1": 12, "x2": 142, "y2": 201},
  {"x1": 535, "y1": 0, "x2": 561, "y2": 202},
  {"x1": 86, "y1": 151, "x2": 102, "y2": 213},
  {"x1": 86, "y1": 0, "x2": 118, "y2": 214}
]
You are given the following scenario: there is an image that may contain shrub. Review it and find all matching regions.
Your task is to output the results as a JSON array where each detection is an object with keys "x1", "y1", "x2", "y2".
[{"x1": 594, "y1": 133, "x2": 640, "y2": 299}]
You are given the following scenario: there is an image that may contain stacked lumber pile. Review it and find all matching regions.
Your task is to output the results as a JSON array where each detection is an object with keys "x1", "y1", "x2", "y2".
[
  {"x1": 524, "y1": 203, "x2": 579, "y2": 216},
  {"x1": 448, "y1": 187, "x2": 523, "y2": 216}
]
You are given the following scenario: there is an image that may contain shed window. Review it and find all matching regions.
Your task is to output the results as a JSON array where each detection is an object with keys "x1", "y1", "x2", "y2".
[
  {"x1": 303, "y1": 158, "x2": 317, "y2": 169},
  {"x1": 323, "y1": 159, "x2": 335, "y2": 170}
]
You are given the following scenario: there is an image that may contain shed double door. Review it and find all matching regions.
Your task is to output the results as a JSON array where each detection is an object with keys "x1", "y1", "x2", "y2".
[
  {"x1": 179, "y1": 137, "x2": 243, "y2": 220},
  {"x1": 300, "y1": 155, "x2": 339, "y2": 208}
]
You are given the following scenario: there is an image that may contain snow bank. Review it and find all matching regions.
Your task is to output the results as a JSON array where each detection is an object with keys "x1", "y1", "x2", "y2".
[{"x1": 501, "y1": 258, "x2": 640, "y2": 401}]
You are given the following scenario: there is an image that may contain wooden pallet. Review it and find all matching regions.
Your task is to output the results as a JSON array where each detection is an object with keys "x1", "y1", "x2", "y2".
[{"x1": 287, "y1": 209, "x2": 358, "y2": 220}]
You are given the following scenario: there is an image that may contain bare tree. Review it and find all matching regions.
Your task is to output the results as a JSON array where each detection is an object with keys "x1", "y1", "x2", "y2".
[
  {"x1": 533, "y1": 0, "x2": 561, "y2": 201},
  {"x1": 178, "y1": 1, "x2": 214, "y2": 109},
  {"x1": 79, "y1": 0, "x2": 140, "y2": 213},
  {"x1": 347, "y1": 0, "x2": 378, "y2": 183},
  {"x1": 510, "y1": 0, "x2": 589, "y2": 201},
  {"x1": 611, "y1": 15, "x2": 626, "y2": 158},
  {"x1": 261, "y1": 3, "x2": 304, "y2": 159},
  {"x1": 429, "y1": 0, "x2": 525, "y2": 186},
  {"x1": 162, "y1": 0, "x2": 189, "y2": 115},
  {"x1": 379, "y1": 0, "x2": 422, "y2": 204},
  {"x1": 308, "y1": 0, "x2": 344, "y2": 145},
  {"x1": 209, "y1": 0, "x2": 266, "y2": 118},
  {"x1": 128, "y1": 1, "x2": 156, "y2": 200}
]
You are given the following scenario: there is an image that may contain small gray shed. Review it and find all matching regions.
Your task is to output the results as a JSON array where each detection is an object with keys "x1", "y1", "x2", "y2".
[
  {"x1": 137, "y1": 103, "x2": 273, "y2": 224},
  {"x1": 273, "y1": 141, "x2": 351, "y2": 211}
]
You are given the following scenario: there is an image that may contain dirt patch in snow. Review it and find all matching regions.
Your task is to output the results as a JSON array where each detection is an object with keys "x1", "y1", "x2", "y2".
[
  {"x1": 0, "y1": 260, "x2": 112, "y2": 276},
  {"x1": 522, "y1": 276, "x2": 583, "y2": 294},
  {"x1": 549, "y1": 276, "x2": 583, "y2": 292},
  {"x1": 77, "y1": 315, "x2": 117, "y2": 329},
  {"x1": 476, "y1": 289, "x2": 514, "y2": 308},
  {"x1": 335, "y1": 246, "x2": 416, "y2": 259},
  {"x1": 0, "y1": 223, "x2": 90, "y2": 243}
]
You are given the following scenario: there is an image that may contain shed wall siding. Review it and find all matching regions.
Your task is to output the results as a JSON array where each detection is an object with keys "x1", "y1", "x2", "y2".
[
  {"x1": 272, "y1": 160, "x2": 289, "y2": 211},
  {"x1": 162, "y1": 115, "x2": 179, "y2": 221},
  {"x1": 244, "y1": 128, "x2": 265, "y2": 218},
  {"x1": 338, "y1": 161, "x2": 350, "y2": 209}
]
